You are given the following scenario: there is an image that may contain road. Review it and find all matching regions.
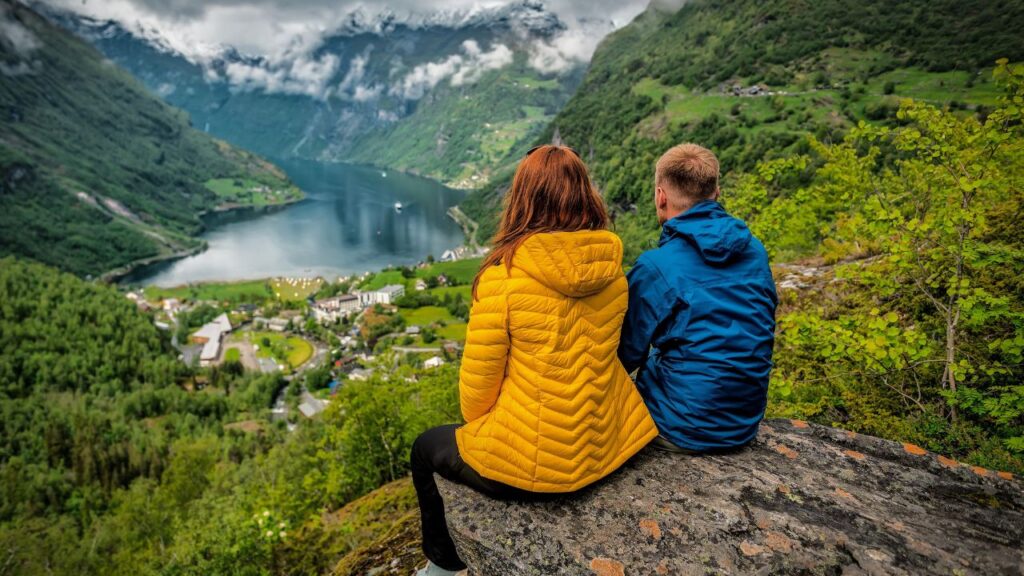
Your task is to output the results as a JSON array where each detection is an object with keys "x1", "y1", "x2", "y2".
[
  {"x1": 271, "y1": 337, "x2": 330, "y2": 429},
  {"x1": 223, "y1": 340, "x2": 260, "y2": 371},
  {"x1": 392, "y1": 346, "x2": 442, "y2": 354}
]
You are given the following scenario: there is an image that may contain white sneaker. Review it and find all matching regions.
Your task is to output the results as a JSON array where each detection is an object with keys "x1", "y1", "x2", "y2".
[{"x1": 414, "y1": 561, "x2": 468, "y2": 576}]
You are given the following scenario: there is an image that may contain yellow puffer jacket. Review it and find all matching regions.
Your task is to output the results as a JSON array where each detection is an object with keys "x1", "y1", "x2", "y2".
[{"x1": 455, "y1": 229, "x2": 657, "y2": 492}]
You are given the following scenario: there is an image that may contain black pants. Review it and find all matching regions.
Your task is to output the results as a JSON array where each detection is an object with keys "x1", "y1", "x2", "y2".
[{"x1": 411, "y1": 424, "x2": 545, "y2": 571}]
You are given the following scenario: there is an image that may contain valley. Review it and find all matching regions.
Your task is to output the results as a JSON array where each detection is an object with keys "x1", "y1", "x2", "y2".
[
  {"x1": 2, "y1": 0, "x2": 1024, "y2": 574},
  {"x1": 42, "y1": 0, "x2": 588, "y2": 189}
]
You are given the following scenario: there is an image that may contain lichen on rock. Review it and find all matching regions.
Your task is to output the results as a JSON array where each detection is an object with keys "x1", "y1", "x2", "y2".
[{"x1": 438, "y1": 419, "x2": 1024, "y2": 575}]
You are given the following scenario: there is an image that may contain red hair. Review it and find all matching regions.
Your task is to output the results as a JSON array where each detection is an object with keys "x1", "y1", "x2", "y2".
[{"x1": 472, "y1": 145, "x2": 609, "y2": 299}]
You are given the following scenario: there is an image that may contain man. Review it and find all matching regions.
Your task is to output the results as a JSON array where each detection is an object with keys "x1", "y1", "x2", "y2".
[{"x1": 619, "y1": 143, "x2": 777, "y2": 453}]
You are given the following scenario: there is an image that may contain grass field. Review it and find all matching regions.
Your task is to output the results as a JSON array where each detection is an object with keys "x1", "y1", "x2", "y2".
[
  {"x1": 360, "y1": 259, "x2": 482, "y2": 293},
  {"x1": 224, "y1": 348, "x2": 241, "y2": 363},
  {"x1": 143, "y1": 279, "x2": 272, "y2": 303},
  {"x1": 435, "y1": 322, "x2": 467, "y2": 342},
  {"x1": 270, "y1": 277, "x2": 324, "y2": 301},
  {"x1": 250, "y1": 331, "x2": 314, "y2": 368},
  {"x1": 205, "y1": 178, "x2": 302, "y2": 206},
  {"x1": 417, "y1": 258, "x2": 482, "y2": 284},
  {"x1": 400, "y1": 306, "x2": 457, "y2": 327},
  {"x1": 427, "y1": 285, "x2": 473, "y2": 301},
  {"x1": 866, "y1": 67, "x2": 1002, "y2": 105},
  {"x1": 360, "y1": 270, "x2": 407, "y2": 291},
  {"x1": 632, "y1": 63, "x2": 1002, "y2": 136}
]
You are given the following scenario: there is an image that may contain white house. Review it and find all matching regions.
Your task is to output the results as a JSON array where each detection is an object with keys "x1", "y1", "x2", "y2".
[
  {"x1": 267, "y1": 317, "x2": 290, "y2": 332},
  {"x1": 424, "y1": 356, "x2": 445, "y2": 369},
  {"x1": 192, "y1": 313, "x2": 232, "y2": 366},
  {"x1": 377, "y1": 284, "x2": 405, "y2": 304},
  {"x1": 414, "y1": 279, "x2": 427, "y2": 291},
  {"x1": 312, "y1": 294, "x2": 360, "y2": 323},
  {"x1": 357, "y1": 284, "x2": 406, "y2": 306}
]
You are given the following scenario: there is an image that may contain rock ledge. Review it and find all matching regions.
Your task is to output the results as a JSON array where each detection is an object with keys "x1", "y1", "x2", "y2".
[{"x1": 438, "y1": 419, "x2": 1023, "y2": 575}]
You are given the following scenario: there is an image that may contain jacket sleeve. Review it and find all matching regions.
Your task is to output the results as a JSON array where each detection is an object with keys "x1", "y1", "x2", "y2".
[
  {"x1": 459, "y1": 290, "x2": 509, "y2": 423},
  {"x1": 618, "y1": 255, "x2": 670, "y2": 375}
]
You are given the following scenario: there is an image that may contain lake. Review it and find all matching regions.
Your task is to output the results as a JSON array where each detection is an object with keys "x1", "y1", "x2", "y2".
[{"x1": 125, "y1": 160, "x2": 467, "y2": 286}]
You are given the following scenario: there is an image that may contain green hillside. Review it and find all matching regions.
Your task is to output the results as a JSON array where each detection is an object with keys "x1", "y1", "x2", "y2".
[
  {"x1": 462, "y1": 0, "x2": 1024, "y2": 252},
  {"x1": 346, "y1": 58, "x2": 581, "y2": 188},
  {"x1": 0, "y1": 0, "x2": 300, "y2": 277}
]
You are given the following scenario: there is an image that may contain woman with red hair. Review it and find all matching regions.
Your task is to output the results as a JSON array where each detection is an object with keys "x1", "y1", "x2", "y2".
[{"x1": 411, "y1": 145, "x2": 657, "y2": 576}]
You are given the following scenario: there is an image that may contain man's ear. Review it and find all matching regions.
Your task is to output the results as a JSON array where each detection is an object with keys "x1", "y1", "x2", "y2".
[
  {"x1": 712, "y1": 187, "x2": 721, "y2": 202},
  {"x1": 655, "y1": 186, "x2": 669, "y2": 210}
]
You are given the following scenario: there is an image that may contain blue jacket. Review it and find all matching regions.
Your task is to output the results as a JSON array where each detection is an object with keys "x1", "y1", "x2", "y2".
[{"x1": 619, "y1": 201, "x2": 777, "y2": 451}]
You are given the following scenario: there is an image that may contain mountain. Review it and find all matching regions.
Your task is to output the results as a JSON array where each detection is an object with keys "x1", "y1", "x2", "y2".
[
  {"x1": 0, "y1": 0, "x2": 301, "y2": 277},
  {"x1": 40, "y1": 1, "x2": 592, "y2": 188},
  {"x1": 461, "y1": 0, "x2": 1024, "y2": 255}
]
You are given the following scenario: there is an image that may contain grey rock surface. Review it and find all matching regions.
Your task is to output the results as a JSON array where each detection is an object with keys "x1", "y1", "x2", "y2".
[{"x1": 437, "y1": 419, "x2": 1024, "y2": 575}]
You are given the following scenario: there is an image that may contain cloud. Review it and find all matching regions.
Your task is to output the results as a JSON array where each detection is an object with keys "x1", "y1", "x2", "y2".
[
  {"x1": 1, "y1": 6, "x2": 42, "y2": 56},
  {"x1": 353, "y1": 83, "x2": 383, "y2": 102},
  {"x1": 338, "y1": 53, "x2": 368, "y2": 94},
  {"x1": 224, "y1": 52, "x2": 340, "y2": 99},
  {"x1": 37, "y1": 0, "x2": 653, "y2": 95},
  {"x1": 391, "y1": 39, "x2": 513, "y2": 100},
  {"x1": 527, "y1": 19, "x2": 614, "y2": 74},
  {"x1": 648, "y1": 0, "x2": 691, "y2": 13},
  {"x1": 337, "y1": 49, "x2": 386, "y2": 103},
  {"x1": 1, "y1": 5, "x2": 43, "y2": 76}
]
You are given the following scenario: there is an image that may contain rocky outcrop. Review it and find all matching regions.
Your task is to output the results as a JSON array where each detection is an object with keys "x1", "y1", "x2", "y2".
[{"x1": 438, "y1": 419, "x2": 1024, "y2": 575}]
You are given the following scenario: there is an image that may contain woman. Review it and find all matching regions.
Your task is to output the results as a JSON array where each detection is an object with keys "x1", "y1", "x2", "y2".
[{"x1": 410, "y1": 145, "x2": 658, "y2": 576}]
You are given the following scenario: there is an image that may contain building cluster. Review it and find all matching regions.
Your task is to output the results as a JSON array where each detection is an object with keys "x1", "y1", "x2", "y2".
[
  {"x1": 310, "y1": 284, "x2": 406, "y2": 324},
  {"x1": 190, "y1": 313, "x2": 233, "y2": 366}
]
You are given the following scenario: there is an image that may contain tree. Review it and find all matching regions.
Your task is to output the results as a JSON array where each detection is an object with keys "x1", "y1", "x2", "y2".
[{"x1": 757, "y1": 62, "x2": 1024, "y2": 467}]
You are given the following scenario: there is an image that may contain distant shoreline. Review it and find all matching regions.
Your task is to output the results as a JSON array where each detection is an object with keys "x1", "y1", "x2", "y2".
[{"x1": 102, "y1": 197, "x2": 305, "y2": 285}]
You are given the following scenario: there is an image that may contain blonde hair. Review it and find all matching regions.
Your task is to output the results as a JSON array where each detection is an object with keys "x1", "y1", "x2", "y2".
[{"x1": 655, "y1": 143, "x2": 720, "y2": 206}]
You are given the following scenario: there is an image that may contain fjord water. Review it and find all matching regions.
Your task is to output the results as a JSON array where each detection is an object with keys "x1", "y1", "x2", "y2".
[{"x1": 126, "y1": 160, "x2": 466, "y2": 286}]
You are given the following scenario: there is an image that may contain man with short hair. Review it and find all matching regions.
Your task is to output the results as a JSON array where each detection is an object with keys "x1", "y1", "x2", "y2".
[{"x1": 619, "y1": 143, "x2": 777, "y2": 453}]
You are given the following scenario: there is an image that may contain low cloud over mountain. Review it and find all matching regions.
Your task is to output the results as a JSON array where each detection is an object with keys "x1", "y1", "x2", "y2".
[
  {"x1": 36, "y1": 0, "x2": 645, "y2": 99},
  {"x1": 1, "y1": 3, "x2": 43, "y2": 76},
  {"x1": 391, "y1": 40, "x2": 514, "y2": 100}
]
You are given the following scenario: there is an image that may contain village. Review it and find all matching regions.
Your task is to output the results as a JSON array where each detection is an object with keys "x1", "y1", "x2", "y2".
[{"x1": 124, "y1": 254, "x2": 482, "y2": 425}]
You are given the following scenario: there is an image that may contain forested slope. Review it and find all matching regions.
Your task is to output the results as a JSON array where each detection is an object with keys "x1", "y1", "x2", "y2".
[
  {"x1": 0, "y1": 0, "x2": 298, "y2": 277},
  {"x1": 0, "y1": 256, "x2": 461, "y2": 574}
]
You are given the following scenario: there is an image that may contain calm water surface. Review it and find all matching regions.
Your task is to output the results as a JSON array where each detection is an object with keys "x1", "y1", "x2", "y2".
[{"x1": 126, "y1": 160, "x2": 466, "y2": 286}]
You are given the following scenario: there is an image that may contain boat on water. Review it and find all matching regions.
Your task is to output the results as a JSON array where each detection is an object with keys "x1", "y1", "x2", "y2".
[
  {"x1": 394, "y1": 202, "x2": 403, "y2": 213},
  {"x1": 382, "y1": 171, "x2": 388, "y2": 178}
]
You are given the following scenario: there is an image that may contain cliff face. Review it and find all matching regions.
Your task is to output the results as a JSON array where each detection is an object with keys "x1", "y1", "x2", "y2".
[{"x1": 438, "y1": 419, "x2": 1024, "y2": 575}]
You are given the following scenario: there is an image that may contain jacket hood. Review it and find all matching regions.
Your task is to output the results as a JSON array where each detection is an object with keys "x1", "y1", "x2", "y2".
[
  {"x1": 661, "y1": 201, "x2": 752, "y2": 265},
  {"x1": 517, "y1": 230, "x2": 624, "y2": 298}
]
